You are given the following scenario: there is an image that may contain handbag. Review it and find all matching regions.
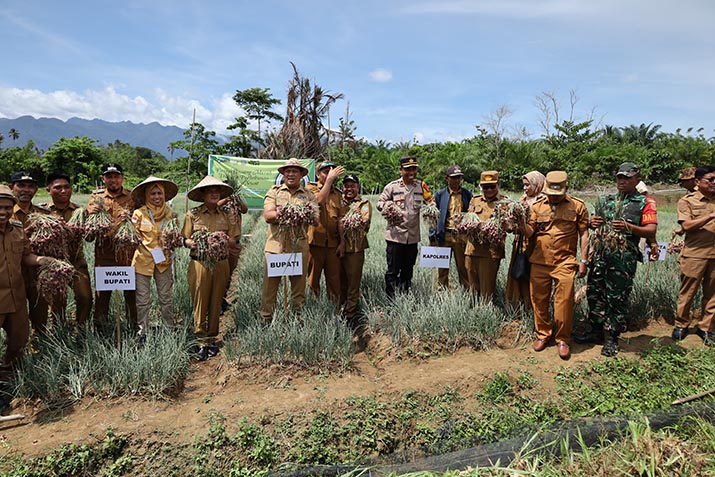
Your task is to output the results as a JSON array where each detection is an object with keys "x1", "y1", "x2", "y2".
[{"x1": 510, "y1": 234, "x2": 530, "y2": 280}]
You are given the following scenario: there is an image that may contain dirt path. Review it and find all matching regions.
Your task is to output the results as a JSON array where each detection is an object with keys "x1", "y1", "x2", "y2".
[{"x1": 0, "y1": 319, "x2": 692, "y2": 457}]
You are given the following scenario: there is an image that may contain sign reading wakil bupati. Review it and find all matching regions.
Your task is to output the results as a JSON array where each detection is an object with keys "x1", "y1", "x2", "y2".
[
  {"x1": 267, "y1": 253, "x2": 303, "y2": 277},
  {"x1": 420, "y1": 246, "x2": 452, "y2": 268},
  {"x1": 95, "y1": 267, "x2": 136, "y2": 291}
]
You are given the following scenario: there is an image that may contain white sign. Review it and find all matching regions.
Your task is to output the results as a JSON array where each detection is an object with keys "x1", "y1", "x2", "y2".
[
  {"x1": 420, "y1": 246, "x2": 452, "y2": 268},
  {"x1": 95, "y1": 266, "x2": 136, "y2": 291},
  {"x1": 267, "y1": 253, "x2": 303, "y2": 277},
  {"x1": 644, "y1": 241, "x2": 669, "y2": 261}
]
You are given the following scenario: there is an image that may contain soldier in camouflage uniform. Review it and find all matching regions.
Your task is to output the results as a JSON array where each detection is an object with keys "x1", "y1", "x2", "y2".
[{"x1": 576, "y1": 163, "x2": 658, "y2": 356}]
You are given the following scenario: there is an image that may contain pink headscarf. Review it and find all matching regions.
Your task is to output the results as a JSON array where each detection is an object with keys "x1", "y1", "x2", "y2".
[{"x1": 522, "y1": 171, "x2": 546, "y2": 205}]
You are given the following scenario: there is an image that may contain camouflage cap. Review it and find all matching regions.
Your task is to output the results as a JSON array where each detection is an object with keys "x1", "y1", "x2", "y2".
[
  {"x1": 616, "y1": 162, "x2": 641, "y2": 178},
  {"x1": 679, "y1": 167, "x2": 696, "y2": 181},
  {"x1": 544, "y1": 171, "x2": 568, "y2": 195}
]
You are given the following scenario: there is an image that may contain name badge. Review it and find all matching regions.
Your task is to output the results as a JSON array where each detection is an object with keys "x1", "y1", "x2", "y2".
[
  {"x1": 151, "y1": 248, "x2": 167, "y2": 264},
  {"x1": 420, "y1": 246, "x2": 452, "y2": 268}
]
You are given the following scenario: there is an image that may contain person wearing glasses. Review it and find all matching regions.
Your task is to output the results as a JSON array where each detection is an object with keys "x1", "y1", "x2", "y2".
[
  {"x1": 465, "y1": 170, "x2": 507, "y2": 301},
  {"x1": 672, "y1": 166, "x2": 715, "y2": 346}
]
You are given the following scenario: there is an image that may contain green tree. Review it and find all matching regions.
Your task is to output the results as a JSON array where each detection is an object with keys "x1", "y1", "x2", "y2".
[
  {"x1": 0, "y1": 140, "x2": 42, "y2": 183},
  {"x1": 43, "y1": 137, "x2": 104, "y2": 192},
  {"x1": 232, "y1": 88, "x2": 283, "y2": 139},
  {"x1": 8, "y1": 128, "x2": 19, "y2": 142},
  {"x1": 168, "y1": 122, "x2": 221, "y2": 189}
]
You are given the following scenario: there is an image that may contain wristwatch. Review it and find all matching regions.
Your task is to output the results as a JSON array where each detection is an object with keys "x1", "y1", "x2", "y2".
[{"x1": 580, "y1": 259, "x2": 590, "y2": 265}]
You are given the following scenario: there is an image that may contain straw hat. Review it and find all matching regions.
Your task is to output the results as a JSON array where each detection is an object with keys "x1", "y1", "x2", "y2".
[
  {"x1": 187, "y1": 175, "x2": 234, "y2": 202},
  {"x1": 277, "y1": 158, "x2": 309, "y2": 176},
  {"x1": 131, "y1": 176, "x2": 179, "y2": 204}
]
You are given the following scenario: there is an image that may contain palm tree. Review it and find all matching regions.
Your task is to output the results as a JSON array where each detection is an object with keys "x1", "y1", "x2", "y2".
[
  {"x1": 621, "y1": 123, "x2": 661, "y2": 146},
  {"x1": 8, "y1": 128, "x2": 19, "y2": 141}
]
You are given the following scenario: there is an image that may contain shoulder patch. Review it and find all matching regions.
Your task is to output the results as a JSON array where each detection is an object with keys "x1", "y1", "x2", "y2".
[
  {"x1": 421, "y1": 181, "x2": 431, "y2": 193},
  {"x1": 190, "y1": 206, "x2": 201, "y2": 215}
]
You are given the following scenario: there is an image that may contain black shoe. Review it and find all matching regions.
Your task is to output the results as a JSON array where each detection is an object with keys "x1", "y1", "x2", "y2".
[
  {"x1": 197, "y1": 346, "x2": 209, "y2": 361},
  {"x1": 672, "y1": 327, "x2": 688, "y2": 341},
  {"x1": 221, "y1": 298, "x2": 230, "y2": 314},
  {"x1": 573, "y1": 328, "x2": 604, "y2": 344},
  {"x1": 695, "y1": 328, "x2": 715, "y2": 346},
  {"x1": 207, "y1": 345, "x2": 220, "y2": 357},
  {"x1": 601, "y1": 333, "x2": 619, "y2": 357}
]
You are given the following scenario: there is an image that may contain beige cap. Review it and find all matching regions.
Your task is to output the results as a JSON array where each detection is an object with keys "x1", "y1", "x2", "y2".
[
  {"x1": 187, "y1": 176, "x2": 234, "y2": 202},
  {"x1": 0, "y1": 185, "x2": 17, "y2": 204},
  {"x1": 278, "y1": 158, "x2": 309, "y2": 176},
  {"x1": 131, "y1": 176, "x2": 179, "y2": 204},
  {"x1": 480, "y1": 170, "x2": 499, "y2": 184},
  {"x1": 544, "y1": 171, "x2": 568, "y2": 195}
]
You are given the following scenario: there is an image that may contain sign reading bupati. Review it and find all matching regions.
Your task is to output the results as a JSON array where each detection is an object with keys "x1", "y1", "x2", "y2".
[
  {"x1": 267, "y1": 253, "x2": 303, "y2": 277},
  {"x1": 420, "y1": 246, "x2": 452, "y2": 268},
  {"x1": 95, "y1": 266, "x2": 136, "y2": 291}
]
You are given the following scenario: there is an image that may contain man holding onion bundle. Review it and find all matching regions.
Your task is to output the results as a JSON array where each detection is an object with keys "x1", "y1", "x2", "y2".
[{"x1": 87, "y1": 164, "x2": 137, "y2": 329}]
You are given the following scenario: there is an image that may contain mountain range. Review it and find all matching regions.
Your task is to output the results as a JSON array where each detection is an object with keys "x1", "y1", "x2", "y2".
[{"x1": 0, "y1": 116, "x2": 187, "y2": 157}]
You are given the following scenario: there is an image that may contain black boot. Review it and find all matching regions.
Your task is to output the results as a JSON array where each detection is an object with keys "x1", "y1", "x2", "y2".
[
  {"x1": 573, "y1": 326, "x2": 604, "y2": 344},
  {"x1": 601, "y1": 331, "x2": 619, "y2": 357}
]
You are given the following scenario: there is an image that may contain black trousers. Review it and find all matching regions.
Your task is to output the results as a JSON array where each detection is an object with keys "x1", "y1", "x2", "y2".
[{"x1": 385, "y1": 241, "x2": 418, "y2": 298}]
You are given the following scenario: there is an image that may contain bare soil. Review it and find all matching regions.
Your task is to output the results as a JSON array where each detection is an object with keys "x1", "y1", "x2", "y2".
[{"x1": 0, "y1": 318, "x2": 692, "y2": 459}]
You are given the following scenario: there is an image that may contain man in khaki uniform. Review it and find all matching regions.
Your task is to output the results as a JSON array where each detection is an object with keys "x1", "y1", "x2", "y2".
[
  {"x1": 465, "y1": 170, "x2": 507, "y2": 300},
  {"x1": 0, "y1": 185, "x2": 49, "y2": 374},
  {"x1": 41, "y1": 172, "x2": 93, "y2": 329},
  {"x1": 672, "y1": 166, "x2": 715, "y2": 345},
  {"x1": 524, "y1": 171, "x2": 589, "y2": 360},
  {"x1": 377, "y1": 156, "x2": 434, "y2": 298},
  {"x1": 260, "y1": 158, "x2": 319, "y2": 322},
  {"x1": 87, "y1": 163, "x2": 137, "y2": 328},
  {"x1": 10, "y1": 171, "x2": 50, "y2": 333},
  {"x1": 306, "y1": 161, "x2": 345, "y2": 302},
  {"x1": 431, "y1": 165, "x2": 472, "y2": 290},
  {"x1": 338, "y1": 174, "x2": 371, "y2": 329}
]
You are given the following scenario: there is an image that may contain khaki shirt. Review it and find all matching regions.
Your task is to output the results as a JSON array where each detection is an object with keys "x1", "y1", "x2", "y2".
[
  {"x1": 341, "y1": 196, "x2": 371, "y2": 253},
  {"x1": 41, "y1": 201, "x2": 89, "y2": 271},
  {"x1": 182, "y1": 205, "x2": 240, "y2": 242},
  {"x1": 446, "y1": 189, "x2": 464, "y2": 230},
  {"x1": 678, "y1": 191, "x2": 715, "y2": 259},
  {"x1": 0, "y1": 220, "x2": 31, "y2": 314},
  {"x1": 132, "y1": 206, "x2": 178, "y2": 275},
  {"x1": 465, "y1": 194, "x2": 507, "y2": 258},
  {"x1": 263, "y1": 184, "x2": 317, "y2": 254},
  {"x1": 12, "y1": 203, "x2": 50, "y2": 228},
  {"x1": 528, "y1": 195, "x2": 589, "y2": 267},
  {"x1": 377, "y1": 179, "x2": 434, "y2": 244},
  {"x1": 306, "y1": 182, "x2": 343, "y2": 248},
  {"x1": 88, "y1": 188, "x2": 135, "y2": 266}
]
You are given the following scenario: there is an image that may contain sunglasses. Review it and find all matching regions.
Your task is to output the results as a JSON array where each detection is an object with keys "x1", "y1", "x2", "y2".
[
  {"x1": 481, "y1": 184, "x2": 497, "y2": 190},
  {"x1": 699, "y1": 177, "x2": 715, "y2": 183}
]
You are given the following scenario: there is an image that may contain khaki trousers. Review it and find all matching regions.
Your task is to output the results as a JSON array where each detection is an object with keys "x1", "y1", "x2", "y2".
[
  {"x1": 136, "y1": 266, "x2": 175, "y2": 335},
  {"x1": 340, "y1": 251, "x2": 365, "y2": 319},
  {"x1": 0, "y1": 308, "x2": 30, "y2": 367},
  {"x1": 308, "y1": 245, "x2": 341, "y2": 302},
  {"x1": 50, "y1": 266, "x2": 93, "y2": 328},
  {"x1": 188, "y1": 259, "x2": 230, "y2": 343},
  {"x1": 530, "y1": 262, "x2": 577, "y2": 344},
  {"x1": 437, "y1": 234, "x2": 469, "y2": 290},
  {"x1": 260, "y1": 250, "x2": 309, "y2": 322},
  {"x1": 466, "y1": 255, "x2": 501, "y2": 300},
  {"x1": 676, "y1": 256, "x2": 715, "y2": 332}
]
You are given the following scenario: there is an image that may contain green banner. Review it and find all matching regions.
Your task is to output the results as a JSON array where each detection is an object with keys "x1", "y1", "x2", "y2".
[{"x1": 207, "y1": 155, "x2": 316, "y2": 210}]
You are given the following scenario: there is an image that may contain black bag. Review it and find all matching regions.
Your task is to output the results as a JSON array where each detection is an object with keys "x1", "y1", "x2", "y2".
[{"x1": 510, "y1": 234, "x2": 530, "y2": 280}]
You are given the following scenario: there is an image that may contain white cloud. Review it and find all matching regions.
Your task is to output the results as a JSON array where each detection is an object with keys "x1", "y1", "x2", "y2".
[
  {"x1": 0, "y1": 86, "x2": 243, "y2": 135},
  {"x1": 369, "y1": 68, "x2": 393, "y2": 82}
]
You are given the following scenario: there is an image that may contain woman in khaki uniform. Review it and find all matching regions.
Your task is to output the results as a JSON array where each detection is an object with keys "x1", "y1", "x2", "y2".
[
  {"x1": 182, "y1": 176, "x2": 240, "y2": 360},
  {"x1": 465, "y1": 171, "x2": 507, "y2": 301},
  {"x1": 505, "y1": 171, "x2": 546, "y2": 308},
  {"x1": 130, "y1": 177, "x2": 179, "y2": 338}
]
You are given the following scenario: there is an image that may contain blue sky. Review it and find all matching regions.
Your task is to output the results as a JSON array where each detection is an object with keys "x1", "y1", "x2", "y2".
[{"x1": 1, "y1": 0, "x2": 714, "y2": 144}]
